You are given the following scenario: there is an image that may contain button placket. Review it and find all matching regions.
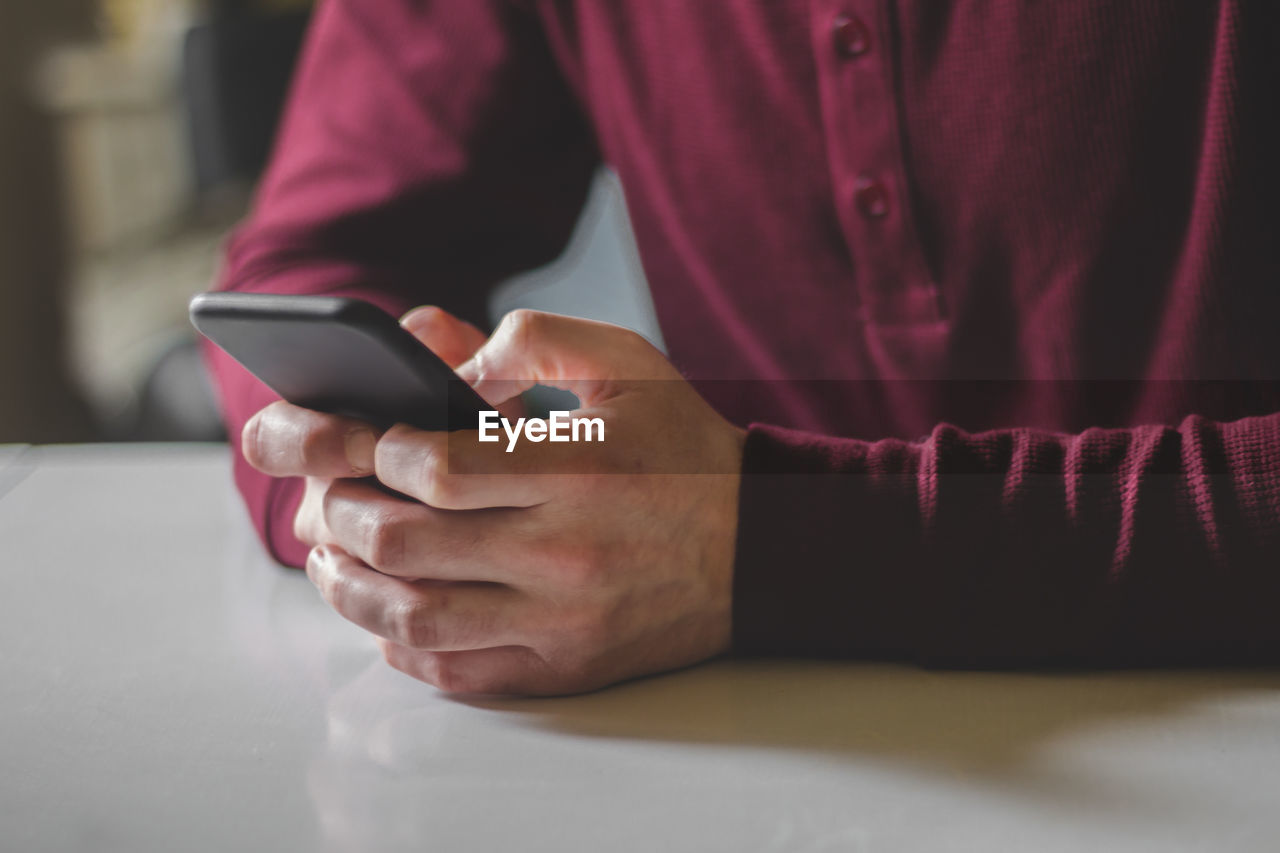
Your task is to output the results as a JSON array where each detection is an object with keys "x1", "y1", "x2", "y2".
[
  {"x1": 854, "y1": 175, "x2": 890, "y2": 219},
  {"x1": 832, "y1": 14, "x2": 872, "y2": 58},
  {"x1": 810, "y1": 0, "x2": 941, "y2": 326}
]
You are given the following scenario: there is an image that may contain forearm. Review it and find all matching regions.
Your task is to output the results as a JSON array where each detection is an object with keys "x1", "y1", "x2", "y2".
[
  {"x1": 204, "y1": 0, "x2": 597, "y2": 564},
  {"x1": 733, "y1": 414, "x2": 1280, "y2": 666}
]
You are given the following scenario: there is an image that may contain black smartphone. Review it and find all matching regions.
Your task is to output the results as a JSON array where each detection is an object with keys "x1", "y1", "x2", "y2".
[{"x1": 190, "y1": 292, "x2": 490, "y2": 431}]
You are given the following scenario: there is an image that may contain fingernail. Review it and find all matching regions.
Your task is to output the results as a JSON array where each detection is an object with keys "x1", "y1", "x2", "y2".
[
  {"x1": 400, "y1": 305, "x2": 439, "y2": 333},
  {"x1": 345, "y1": 428, "x2": 377, "y2": 474}
]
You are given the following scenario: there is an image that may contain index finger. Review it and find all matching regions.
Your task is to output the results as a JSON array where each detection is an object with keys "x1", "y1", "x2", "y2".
[{"x1": 242, "y1": 400, "x2": 383, "y2": 478}]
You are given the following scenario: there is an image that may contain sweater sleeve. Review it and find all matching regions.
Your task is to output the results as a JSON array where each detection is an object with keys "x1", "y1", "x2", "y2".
[
  {"x1": 204, "y1": 0, "x2": 599, "y2": 567},
  {"x1": 732, "y1": 413, "x2": 1280, "y2": 666}
]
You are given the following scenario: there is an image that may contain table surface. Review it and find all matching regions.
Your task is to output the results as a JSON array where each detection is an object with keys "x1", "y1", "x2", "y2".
[
  {"x1": 0, "y1": 443, "x2": 31, "y2": 494},
  {"x1": 3, "y1": 445, "x2": 1280, "y2": 853}
]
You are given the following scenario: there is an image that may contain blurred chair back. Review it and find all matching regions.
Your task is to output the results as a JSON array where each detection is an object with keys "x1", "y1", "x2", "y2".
[{"x1": 183, "y1": 9, "x2": 311, "y2": 190}]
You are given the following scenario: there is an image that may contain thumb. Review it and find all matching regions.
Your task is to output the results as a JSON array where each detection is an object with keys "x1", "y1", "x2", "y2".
[
  {"x1": 456, "y1": 310, "x2": 674, "y2": 407},
  {"x1": 399, "y1": 306, "x2": 489, "y2": 369}
]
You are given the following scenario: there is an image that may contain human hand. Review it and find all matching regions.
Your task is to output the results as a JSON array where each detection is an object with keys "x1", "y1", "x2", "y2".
[
  {"x1": 305, "y1": 310, "x2": 746, "y2": 695},
  {"x1": 240, "y1": 306, "x2": 492, "y2": 550}
]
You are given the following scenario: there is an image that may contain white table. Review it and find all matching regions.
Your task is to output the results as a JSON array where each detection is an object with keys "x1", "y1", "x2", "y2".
[
  {"x1": 3, "y1": 445, "x2": 1280, "y2": 852},
  {"x1": 0, "y1": 443, "x2": 32, "y2": 496}
]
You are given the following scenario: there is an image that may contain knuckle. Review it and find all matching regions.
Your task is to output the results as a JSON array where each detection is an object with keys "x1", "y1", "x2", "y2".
[
  {"x1": 414, "y1": 442, "x2": 461, "y2": 507},
  {"x1": 321, "y1": 568, "x2": 352, "y2": 614},
  {"x1": 380, "y1": 641, "x2": 422, "y2": 680},
  {"x1": 423, "y1": 654, "x2": 469, "y2": 693},
  {"x1": 431, "y1": 665, "x2": 465, "y2": 694},
  {"x1": 319, "y1": 480, "x2": 343, "y2": 523},
  {"x1": 380, "y1": 639, "x2": 407, "y2": 670},
  {"x1": 502, "y1": 308, "x2": 545, "y2": 349},
  {"x1": 436, "y1": 663, "x2": 508, "y2": 696},
  {"x1": 391, "y1": 598, "x2": 436, "y2": 649},
  {"x1": 374, "y1": 425, "x2": 411, "y2": 484},
  {"x1": 296, "y1": 423, "x2": 331, "y2": 472},
  {"x1": 364, "y1": 511, "x2": 408, "y2": 571}
]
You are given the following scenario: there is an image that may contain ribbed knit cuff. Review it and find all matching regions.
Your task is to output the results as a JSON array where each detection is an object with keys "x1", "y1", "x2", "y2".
[{"x1": 731, "y1": 423, "x2": 923, "y2": 658}]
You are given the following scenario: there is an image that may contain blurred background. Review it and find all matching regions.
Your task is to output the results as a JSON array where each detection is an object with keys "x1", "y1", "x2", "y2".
[
  {"x1": 0, "y1": 0, "x2": 313, "y2": 443},
  {"x1": 0, "y1": 0, "x2": 660, "y2": 445}
]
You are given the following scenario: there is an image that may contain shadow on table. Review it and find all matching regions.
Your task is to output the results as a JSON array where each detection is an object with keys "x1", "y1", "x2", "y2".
[
  {"x1": 462, "y1": 660, "x2": 1278, "y2": 764},
  {"x1": 456, "y1": 661, "x2": 1280, "y2": 809}
]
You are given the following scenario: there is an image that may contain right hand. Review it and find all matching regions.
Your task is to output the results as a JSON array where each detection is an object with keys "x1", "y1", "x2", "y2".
[{"x1": 240, "y1": 305, "x2": 490, "y2": 551}]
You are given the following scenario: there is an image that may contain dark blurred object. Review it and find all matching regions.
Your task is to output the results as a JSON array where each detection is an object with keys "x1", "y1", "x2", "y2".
[
  {"x1": 31, "y1": 3, "x2": 313, "y2": 443},
  {"x1": 0, "y1": 0, "x2": 98, "y2": 443},
  {"x1": 183, "y1": 8, "x2": 311, "y2": 191},
  {"x1": 102, "y1": 5, "x2": 312, "y2": 443}
]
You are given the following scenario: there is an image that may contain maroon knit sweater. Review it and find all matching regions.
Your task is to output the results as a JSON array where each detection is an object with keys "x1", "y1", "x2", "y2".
[{"x1": 206, "y1": 1, "x2": 1280, "y2": 665}]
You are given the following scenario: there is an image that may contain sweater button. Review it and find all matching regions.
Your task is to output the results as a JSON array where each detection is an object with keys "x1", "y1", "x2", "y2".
[
  {"x1": 854, "y1": 176, "x2": 890, "y2": 219},
  {"x1": 832, "y1": 14, "x2": 871, "y2": 58}
]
